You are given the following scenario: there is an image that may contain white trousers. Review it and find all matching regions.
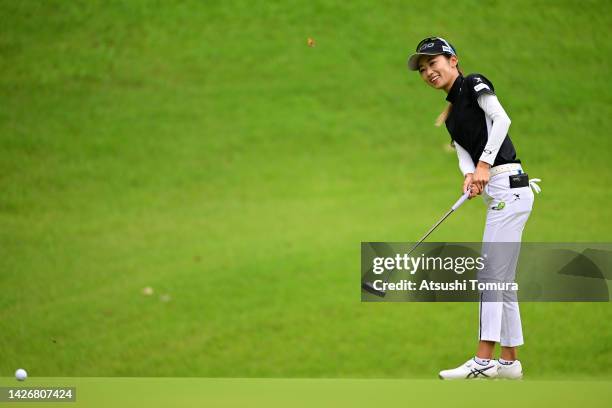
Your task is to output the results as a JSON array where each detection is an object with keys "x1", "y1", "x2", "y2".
[{"x1": 478, "y1": 168, "x2": 534, "y2": 347}]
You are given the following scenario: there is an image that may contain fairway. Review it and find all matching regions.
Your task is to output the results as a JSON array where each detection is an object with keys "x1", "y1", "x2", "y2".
[
  {"x1": 1, "y1": 377, "x2": 611, "y2": 408},
  {"x1": 1, "y1": 0, "x2": 611, "y2": 399}
]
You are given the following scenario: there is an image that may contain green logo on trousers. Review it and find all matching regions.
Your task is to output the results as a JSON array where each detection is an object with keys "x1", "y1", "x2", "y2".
[{"x1": 491, "y1": 201, "x2": 506, "y2": 211}]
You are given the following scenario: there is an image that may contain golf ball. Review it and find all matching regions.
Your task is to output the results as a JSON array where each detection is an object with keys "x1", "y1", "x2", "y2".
[{"x1": 15, "y1": 368, "x2": 27, "y2": 381}]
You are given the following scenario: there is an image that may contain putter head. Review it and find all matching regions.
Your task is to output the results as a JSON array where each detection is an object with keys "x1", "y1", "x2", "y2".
[{"x1": 361, "y1": 282, "x2": 386, "y2": 298}]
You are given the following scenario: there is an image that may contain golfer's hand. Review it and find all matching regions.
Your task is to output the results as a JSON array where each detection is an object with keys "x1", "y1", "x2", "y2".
[
  {"x1": 463, "y1": 173, "x2": 480, "y2": 199},
  {"x1": 472, "y1": 161, "x2": 491, "y2": 194}
]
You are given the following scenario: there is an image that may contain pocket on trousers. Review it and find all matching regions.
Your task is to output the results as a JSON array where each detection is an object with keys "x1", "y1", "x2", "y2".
[
  {"x1": 483, "y1": 177, "x2": 508, "y2": 208},
  {"x1": 485, "y1": 178, "x2": 533, "y2": 213}
]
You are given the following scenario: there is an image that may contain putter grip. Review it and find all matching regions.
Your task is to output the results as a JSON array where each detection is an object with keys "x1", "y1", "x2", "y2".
[{"x1": 451, "y1": 190, "x2": 471, "y2": 211}]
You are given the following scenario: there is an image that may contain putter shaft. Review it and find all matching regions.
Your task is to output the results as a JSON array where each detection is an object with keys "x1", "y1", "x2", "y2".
[{"x1": 362, "y1": 191, "x2": 470, "y2": 297}]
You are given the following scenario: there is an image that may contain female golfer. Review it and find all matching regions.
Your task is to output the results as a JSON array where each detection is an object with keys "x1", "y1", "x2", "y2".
[{"x1": 407, "y1": 37, "x2": 540, "y2": 380}]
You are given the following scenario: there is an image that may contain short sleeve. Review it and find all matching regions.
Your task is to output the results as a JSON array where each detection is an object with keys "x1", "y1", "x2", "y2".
[{"x1": 466, "y1": 73, "x2": 495, "y2": 99}]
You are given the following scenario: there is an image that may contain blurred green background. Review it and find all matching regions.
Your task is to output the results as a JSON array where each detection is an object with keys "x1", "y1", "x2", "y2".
[{"x1": 0, "y1": 0, "x2": 611, "y2": 379}]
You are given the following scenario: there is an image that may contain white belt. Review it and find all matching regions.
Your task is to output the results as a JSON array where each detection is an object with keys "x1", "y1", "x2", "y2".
[{"x1": 489, "y1": 163, "x2": 522, "y2": 178}]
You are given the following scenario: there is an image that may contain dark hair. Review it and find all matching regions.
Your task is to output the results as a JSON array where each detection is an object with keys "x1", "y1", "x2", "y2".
[{"x1": 443, "y1": 54, "x2": 463, "y2": 75}]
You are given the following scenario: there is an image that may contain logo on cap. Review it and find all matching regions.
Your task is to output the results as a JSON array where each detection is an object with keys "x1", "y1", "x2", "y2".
[{"x1": 419, "y1": 42, "x2": 435, "y2": 51}]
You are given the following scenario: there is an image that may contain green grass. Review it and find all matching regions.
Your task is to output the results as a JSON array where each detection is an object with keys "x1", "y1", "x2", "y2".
[
  {"x1": 1, "y1": 377, "x2": 611, "y2": 408},
  {"x1": 1, "y1": 0, "x2": 611, "y2": 380}
]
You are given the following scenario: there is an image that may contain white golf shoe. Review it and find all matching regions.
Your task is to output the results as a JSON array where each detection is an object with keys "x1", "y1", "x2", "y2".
[
  {"x1": 496, "y1": 360, "x2": 523, "y2": 379},
  {"x1": 439, "y1": 358, "x2": 498, "y2": 380}
]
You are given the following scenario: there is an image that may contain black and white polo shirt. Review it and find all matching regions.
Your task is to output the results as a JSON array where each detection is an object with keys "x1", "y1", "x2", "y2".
[{"x1": 445, "y1": 74, "x2": 520, "y2": 167}]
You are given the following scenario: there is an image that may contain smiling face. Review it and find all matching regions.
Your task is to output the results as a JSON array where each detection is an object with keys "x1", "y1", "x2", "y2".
[{"x1": 418, "y1": 54, "x2": 460, "y2": 93}]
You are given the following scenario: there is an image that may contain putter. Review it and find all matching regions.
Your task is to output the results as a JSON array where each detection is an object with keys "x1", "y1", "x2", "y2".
[{"x1": 362, "y1": 189, "x2": 472, "y2": 297}]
